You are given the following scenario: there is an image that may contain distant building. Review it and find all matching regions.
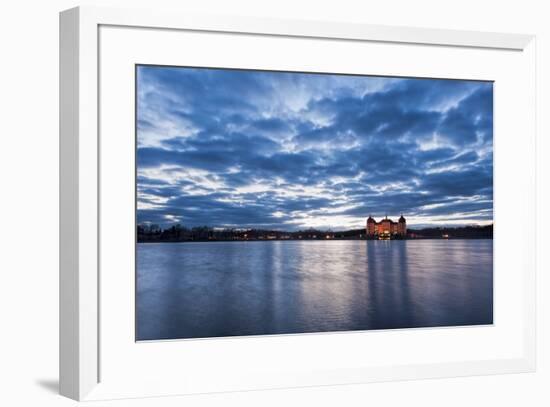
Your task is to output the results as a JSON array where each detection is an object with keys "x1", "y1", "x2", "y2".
[{"x1": 366, "y1": 215, "x2": 406, "y2": 239}]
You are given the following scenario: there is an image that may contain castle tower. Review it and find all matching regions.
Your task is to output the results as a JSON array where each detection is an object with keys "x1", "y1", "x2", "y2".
[
  {"x1": 398, "y1": 214, "x2": 407, "y2": 237},
  {"x1": 366, "y1": 215, "x2": 376, "y2": 236}
]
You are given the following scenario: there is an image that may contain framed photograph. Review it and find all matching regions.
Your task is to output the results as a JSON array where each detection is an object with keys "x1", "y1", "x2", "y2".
[{"x1": 60, "y1": 6, "x2": 536, "y2": 401}]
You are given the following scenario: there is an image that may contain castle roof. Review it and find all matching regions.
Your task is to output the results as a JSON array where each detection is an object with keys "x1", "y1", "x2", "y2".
[{"x1": 367, "y1": 215, "x2": 406, "y2": 224}]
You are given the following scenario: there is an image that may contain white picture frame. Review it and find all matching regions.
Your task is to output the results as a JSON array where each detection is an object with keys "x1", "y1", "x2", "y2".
[{"x1": 60, "y1": 5, "x2": 536, "y2": 401}]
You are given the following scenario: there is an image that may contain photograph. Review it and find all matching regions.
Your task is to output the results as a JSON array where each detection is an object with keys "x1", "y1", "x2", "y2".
[
  {"x1": 2, "y1": 0, "x2": 545, "y2": 404},
  {"x1": 135, "y1": 65, "x2": 494, "y2": 341}
]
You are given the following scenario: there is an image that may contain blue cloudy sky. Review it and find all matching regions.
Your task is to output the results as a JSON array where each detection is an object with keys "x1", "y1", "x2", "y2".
[{"x1": 136, "y1": 66, "x2": 493, "y2": 230}]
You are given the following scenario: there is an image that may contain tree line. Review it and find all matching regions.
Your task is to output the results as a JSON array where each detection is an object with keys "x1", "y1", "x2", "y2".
[{"x1": 137, "y1": 223, "x2": 493, "y2": 242}]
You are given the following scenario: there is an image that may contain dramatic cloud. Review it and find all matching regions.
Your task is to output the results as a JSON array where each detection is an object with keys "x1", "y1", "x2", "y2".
[{"x1": 136, "y1": 66, "x2": 493, "y2": 230}]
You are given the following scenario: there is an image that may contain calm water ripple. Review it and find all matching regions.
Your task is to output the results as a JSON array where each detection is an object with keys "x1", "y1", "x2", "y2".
[{"x1": 136, "y1": 240, "x2": 493, "y2": 340}]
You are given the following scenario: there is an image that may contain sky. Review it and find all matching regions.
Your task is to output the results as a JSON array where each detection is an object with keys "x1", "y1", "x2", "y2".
[{"x1": 136, "y1": 65, "x2": 493, "y2": 230}]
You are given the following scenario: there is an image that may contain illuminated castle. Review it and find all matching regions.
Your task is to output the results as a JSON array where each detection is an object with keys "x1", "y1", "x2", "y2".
[{"x1": 366, "y1": 215, "x2": 406, "y2": 239}]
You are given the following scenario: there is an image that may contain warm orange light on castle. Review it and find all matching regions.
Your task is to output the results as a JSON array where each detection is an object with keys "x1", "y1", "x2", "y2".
[{"x1": 366, "y1": 215, "x2": 406, "y2": 239}]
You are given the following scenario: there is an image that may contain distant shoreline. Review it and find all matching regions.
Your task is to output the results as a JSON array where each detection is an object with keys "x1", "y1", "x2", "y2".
[
  {"x1": 137, "y1": 224, "x2": 493, "y2": 243},
  {"x1": 137, "y1": 237, "x2": 493, "y2": 244}
]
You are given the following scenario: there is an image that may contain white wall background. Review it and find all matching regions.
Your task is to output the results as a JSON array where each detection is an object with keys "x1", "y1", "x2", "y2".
[{"x1": 0, "y1": 0, "x2": 547, "y2": 406}]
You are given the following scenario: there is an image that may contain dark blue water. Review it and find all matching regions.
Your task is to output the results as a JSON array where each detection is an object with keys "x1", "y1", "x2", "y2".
[{"x1": 136, "y1": 240, "x2": 493, "y2": 340}]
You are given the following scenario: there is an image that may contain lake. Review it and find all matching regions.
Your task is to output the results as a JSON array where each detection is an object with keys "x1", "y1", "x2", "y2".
[{"x1": 136, "y1": 240, "x2": 493, "y2": 341}]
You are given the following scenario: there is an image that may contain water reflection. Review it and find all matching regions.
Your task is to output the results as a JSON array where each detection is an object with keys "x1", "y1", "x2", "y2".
[{"x1": 137, "y1": 240, "x2": 493, "y2": 340}]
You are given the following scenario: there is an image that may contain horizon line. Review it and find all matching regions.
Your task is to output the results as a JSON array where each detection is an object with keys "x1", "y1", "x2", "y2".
[{"x1": 137, "y1": 222, "x2": 494, "y2": 232}]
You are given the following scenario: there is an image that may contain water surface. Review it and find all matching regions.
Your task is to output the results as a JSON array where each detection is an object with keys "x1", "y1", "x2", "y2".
[{"x1": 136, "y1": 240, "x2": 493, "y2": 340}]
